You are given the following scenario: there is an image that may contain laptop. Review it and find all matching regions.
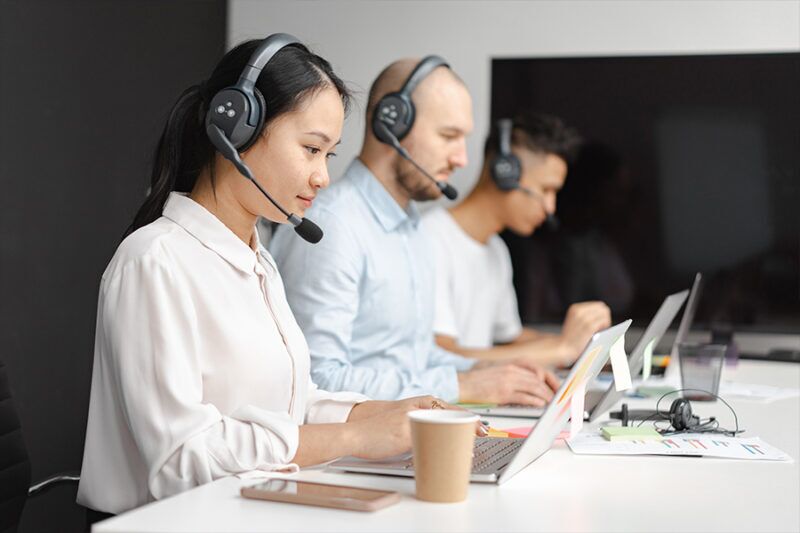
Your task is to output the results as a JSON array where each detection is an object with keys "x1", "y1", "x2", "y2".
[
  {"x1": 329, "y1": 320, "x2": 631, "y2": 485},
  {"x1": 663, "y1": 272, "x2": 703, "y2": 384},
  {"x1": 469, "y1": 289, "x2": 691, "y2": 420},
  {"x1": 586, "y1": 287, "x2": 690, "y2": 421}
]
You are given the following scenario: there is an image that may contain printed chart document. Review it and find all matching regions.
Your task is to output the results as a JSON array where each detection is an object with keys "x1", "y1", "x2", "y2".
[{"x1": 567, "y1": 432, "x2": 791, "y2": 461}]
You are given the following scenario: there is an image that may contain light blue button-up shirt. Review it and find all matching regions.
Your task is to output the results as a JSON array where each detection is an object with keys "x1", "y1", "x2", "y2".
[{"x1": 269, "y1": 159, "x2": 475, "y2": 402}]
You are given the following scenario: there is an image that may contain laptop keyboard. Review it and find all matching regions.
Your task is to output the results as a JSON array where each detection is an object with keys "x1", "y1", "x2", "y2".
[
  {"x1": 367, "y1": 437, "x2": 524, "y2": 475},
  {"x1": 471, "y1": 437, "x2": 524, "y2": 474}
]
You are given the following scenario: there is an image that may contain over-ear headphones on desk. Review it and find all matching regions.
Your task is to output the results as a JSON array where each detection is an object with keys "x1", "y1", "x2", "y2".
[
  {"x1": 667, "y1": 397, "x2": 698, "y2": 431},
  {"x1": 613, "y1": 388, "x2": 744, "y2": 436}
]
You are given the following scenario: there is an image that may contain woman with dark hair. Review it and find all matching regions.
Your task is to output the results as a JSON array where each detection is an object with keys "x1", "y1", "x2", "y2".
[{"x1": 77, "y1": 36, "x2": 456, "y2": 516}]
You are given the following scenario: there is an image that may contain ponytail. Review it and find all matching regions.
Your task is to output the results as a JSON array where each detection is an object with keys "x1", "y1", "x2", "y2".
[{"x1": 123, "y1": 84, "x2": 212, "y2": 239}]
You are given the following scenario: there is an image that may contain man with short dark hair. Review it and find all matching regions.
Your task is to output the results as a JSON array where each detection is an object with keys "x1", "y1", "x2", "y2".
[{"x1": 423, "y1": 112, "x2": 612, "y2": 366}]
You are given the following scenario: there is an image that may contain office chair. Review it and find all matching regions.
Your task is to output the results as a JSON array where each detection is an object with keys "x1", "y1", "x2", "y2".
[{"x1": 0, "y1": 359, "x2": 79, "y2": 533}]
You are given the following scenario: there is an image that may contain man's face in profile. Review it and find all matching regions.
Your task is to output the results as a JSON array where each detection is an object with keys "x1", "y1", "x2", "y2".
[
  {"x1": 504, "y1": 150, "x2": 567, "y2": 236},
  {"x1": 396, "y1": 69, "x2": 473, "y2": 202}
]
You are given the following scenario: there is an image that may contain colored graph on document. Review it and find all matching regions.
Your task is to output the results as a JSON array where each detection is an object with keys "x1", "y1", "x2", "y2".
[
  {"x1": 682, "y1": 438, "x2": 707, "y2": 449},
  {"x1": 567, "y1": 432, "x2": 789, "y2": 461},
  {"x1": 741, "y1": 443, "x2": 765, "y2": 455}
]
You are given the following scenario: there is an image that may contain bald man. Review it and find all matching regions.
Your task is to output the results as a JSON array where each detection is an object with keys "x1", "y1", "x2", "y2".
[{"x1": 269, "y1": 58, "x2": 558, "y2": 406}]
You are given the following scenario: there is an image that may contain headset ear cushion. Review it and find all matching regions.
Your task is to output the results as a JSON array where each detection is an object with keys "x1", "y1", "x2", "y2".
[
  {"x1": 491, "y1": 154, "x2": 522, "y2": 191},
  {"x1": 669, "y1": 399, "x2": 693, "y2": 431},
  {"x1": 238, "y1": 87, "x2": 267, "y2": 153},
  {"x1": 372, "y1": 92, "x2": 415, "y2": 144}
]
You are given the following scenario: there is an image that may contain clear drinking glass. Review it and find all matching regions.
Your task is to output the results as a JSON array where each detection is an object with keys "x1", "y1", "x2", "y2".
[{"x1": 678, "y1": 343, "x2": 727, "y2": 401}]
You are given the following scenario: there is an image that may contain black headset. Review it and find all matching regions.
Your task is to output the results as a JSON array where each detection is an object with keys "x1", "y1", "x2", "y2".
[
  {"x1": 490, "y1": 118, "x2": 523, "y2": 191},
  {"x1": 667, "y1": 398, "x2": 698, "y2": 431},
  {"x1": 203, "y1": 33, "x2": 322, "y2": 243},
  {"x1": 206, "y1": 33, "x2": 299, "y2": 152},
  {"x1": 371, "y1": 55, "x2": 450, "y2": 145},
  {"x1": 369, "y1": 55, "x2": 459, "y2": 201},
  {"x1": 489, "y1": 118, "x2": 560, "y2": 230},
  {"x1": 646, "y1": 389, "x2": 742, "y2": 436}
]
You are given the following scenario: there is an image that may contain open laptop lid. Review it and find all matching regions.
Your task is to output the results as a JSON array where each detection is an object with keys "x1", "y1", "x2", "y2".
[
  {"x1": 498, "y1": 319, "x2": 631, "y2": 485},
  {"x1": 588, "y1": 289, "x2": 689, "y2": 422},
  {"x1": 664, "y1": 273, "x2": 703, "y2": 383}
]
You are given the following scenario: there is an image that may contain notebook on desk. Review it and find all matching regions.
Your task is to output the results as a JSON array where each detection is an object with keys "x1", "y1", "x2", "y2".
[
  {"x1": 329, "y1": 320, "x2": 631, "y2": 485},
  {"x1": 468, "y1": 288, "x2": 691, "y2": 421}
]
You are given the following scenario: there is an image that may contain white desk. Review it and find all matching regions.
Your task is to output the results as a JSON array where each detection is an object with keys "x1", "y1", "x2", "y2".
[{"x1": 94, "y1": 360, "x2": 800, "y2": 533}]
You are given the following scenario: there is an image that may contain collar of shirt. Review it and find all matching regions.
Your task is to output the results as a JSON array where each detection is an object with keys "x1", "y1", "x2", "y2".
[
  {"x1": 349, "y1": 158, "x2": 421, "y2": 232},
  {"x1": 162, "y1": 192, "x2": 269, "y2": 276}
]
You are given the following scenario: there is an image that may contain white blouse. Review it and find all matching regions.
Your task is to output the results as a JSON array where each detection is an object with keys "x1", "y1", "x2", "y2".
[{"x1": 77, "y1": 193, "x2": 367, "y2": 514}]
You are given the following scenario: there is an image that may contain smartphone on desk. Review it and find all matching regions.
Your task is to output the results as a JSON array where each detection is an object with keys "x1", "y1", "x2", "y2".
[{"x1": 241, "y1": 479, "x2": 400, "y2": 512}]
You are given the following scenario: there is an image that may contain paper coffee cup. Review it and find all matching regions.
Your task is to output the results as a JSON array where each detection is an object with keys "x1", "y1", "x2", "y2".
[{"x1": 408, "y1": 409, "x2": 478, "y2": 503}]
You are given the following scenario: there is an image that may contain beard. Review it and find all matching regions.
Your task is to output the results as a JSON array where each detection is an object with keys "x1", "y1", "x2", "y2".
[{"x1": 396, "y1": 161, "x2": 443, "y2": 202}]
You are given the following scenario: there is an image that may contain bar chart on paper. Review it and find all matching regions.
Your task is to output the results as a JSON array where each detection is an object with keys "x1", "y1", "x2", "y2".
[{"x1": 567, "y1": 433, "x2": 791, "y2": 461}]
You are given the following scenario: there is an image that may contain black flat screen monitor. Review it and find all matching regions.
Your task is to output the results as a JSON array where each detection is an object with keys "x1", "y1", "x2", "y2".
[{"x1": 492, "y1": 52, "x2": 799, "y2": 334}]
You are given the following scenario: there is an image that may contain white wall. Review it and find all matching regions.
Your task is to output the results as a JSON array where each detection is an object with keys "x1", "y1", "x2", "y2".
[{"x1": 229, "y1": 0, "x2": 800, "y2": 195}]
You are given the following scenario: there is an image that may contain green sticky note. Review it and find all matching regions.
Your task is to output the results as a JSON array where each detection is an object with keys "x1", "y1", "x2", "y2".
[{"x1": 601, "y1": 426, "x2": 663, "y2": 441}]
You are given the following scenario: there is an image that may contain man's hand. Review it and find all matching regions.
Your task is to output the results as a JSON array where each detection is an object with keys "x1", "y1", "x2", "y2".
[
  {"x1": 559, "y1": 301, "x2": 612, "y2": 363},
  {"x1": 457, "y1": 361, "x2": 560, "y2": 407}
]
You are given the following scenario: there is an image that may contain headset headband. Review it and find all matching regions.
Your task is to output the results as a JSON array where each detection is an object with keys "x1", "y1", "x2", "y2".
[
  {"x1": 399, "y1": 55, "x2": 449, "y2": 97},
  {"x1": 237, "y1": 33, "x2": 300, "y2": 92},
  {"x1": 498, "y1": 118, "x2": 513, "y2": 155}
]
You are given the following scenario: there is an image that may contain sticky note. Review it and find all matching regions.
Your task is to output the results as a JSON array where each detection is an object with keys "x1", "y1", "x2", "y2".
[
  {"x1": 500, "y1": 426, "x2": 533, "y2": 438},
  {"x1": 570, "y1": 382, "x2": 586, "y2": 439},
  {"x1": 609, "y1": 335, "x2": 632, "y2": 391},
  {"x1": 499, "y1": 426, "x2": 567, "y2": 439},
  {"x1": 601, "y1": 426, "x2": 663, "y2": 441},
  {"x1": 487, "y1": 428, "x2": 510, "y2": 438},
  {"x1": 642, "y1": 339, "x2": 656, "y2": 381}
]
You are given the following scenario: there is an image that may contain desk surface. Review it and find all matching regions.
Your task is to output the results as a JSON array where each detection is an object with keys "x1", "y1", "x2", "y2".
[{"x1": 94, "y1": 360, "x2": 800, "y2": 533}]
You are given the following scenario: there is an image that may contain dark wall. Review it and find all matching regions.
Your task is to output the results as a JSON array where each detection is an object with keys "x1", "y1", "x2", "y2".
[
  {"x1": 0, "y1": 2, "x2": 226, "y2": 531},
  {"x1": 491, "y1": 53, "x2": 800, "y2": 333}
]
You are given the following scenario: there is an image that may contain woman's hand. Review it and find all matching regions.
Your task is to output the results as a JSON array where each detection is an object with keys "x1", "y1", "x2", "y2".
[
  {"x1": 347, "y1": 395, "x2": 457, "y2": 421},
  {"x1": 346, "y1": 396, "x2": 486, "y2": 460},
  {"x1": 347, "y1": 409, "x2": 415, "y2": 459},
  {"x1": 390, "y1": 395, "x2": 458, "y2": 412}
]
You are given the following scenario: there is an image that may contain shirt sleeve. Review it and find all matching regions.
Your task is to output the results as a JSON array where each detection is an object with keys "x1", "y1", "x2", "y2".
[
  {"x1": 427, "y1": 217, "x2": 459, "y2": 339},
  {"x1": 492, "y1": 240, "x2": 523, "y2": 343},
  {"x1": 422, "y1": 345, "x2": 477, "y2": 401},
  {"x1": 99, "y1": 252, "x2": 302, "y2": 501},
  {"x1": 305, "y1": 376, "x2": 369, "y2": 424},
  {"x1": 271, "y1": 211, "x2": 461, "y2": 401}
]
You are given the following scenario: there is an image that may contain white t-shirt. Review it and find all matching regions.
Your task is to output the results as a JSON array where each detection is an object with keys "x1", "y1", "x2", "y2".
[
  {"x1": 422, "y1": 207, "x2": 522, "y2": 349},
  {"x1": 77, "y1": 193, "x2": 366, "y2": 514}
]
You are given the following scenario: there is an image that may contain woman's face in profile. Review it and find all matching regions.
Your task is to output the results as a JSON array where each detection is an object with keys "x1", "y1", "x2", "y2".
[{"x1": 237, "y1": 85, "x2": 344, "y2": 223}]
